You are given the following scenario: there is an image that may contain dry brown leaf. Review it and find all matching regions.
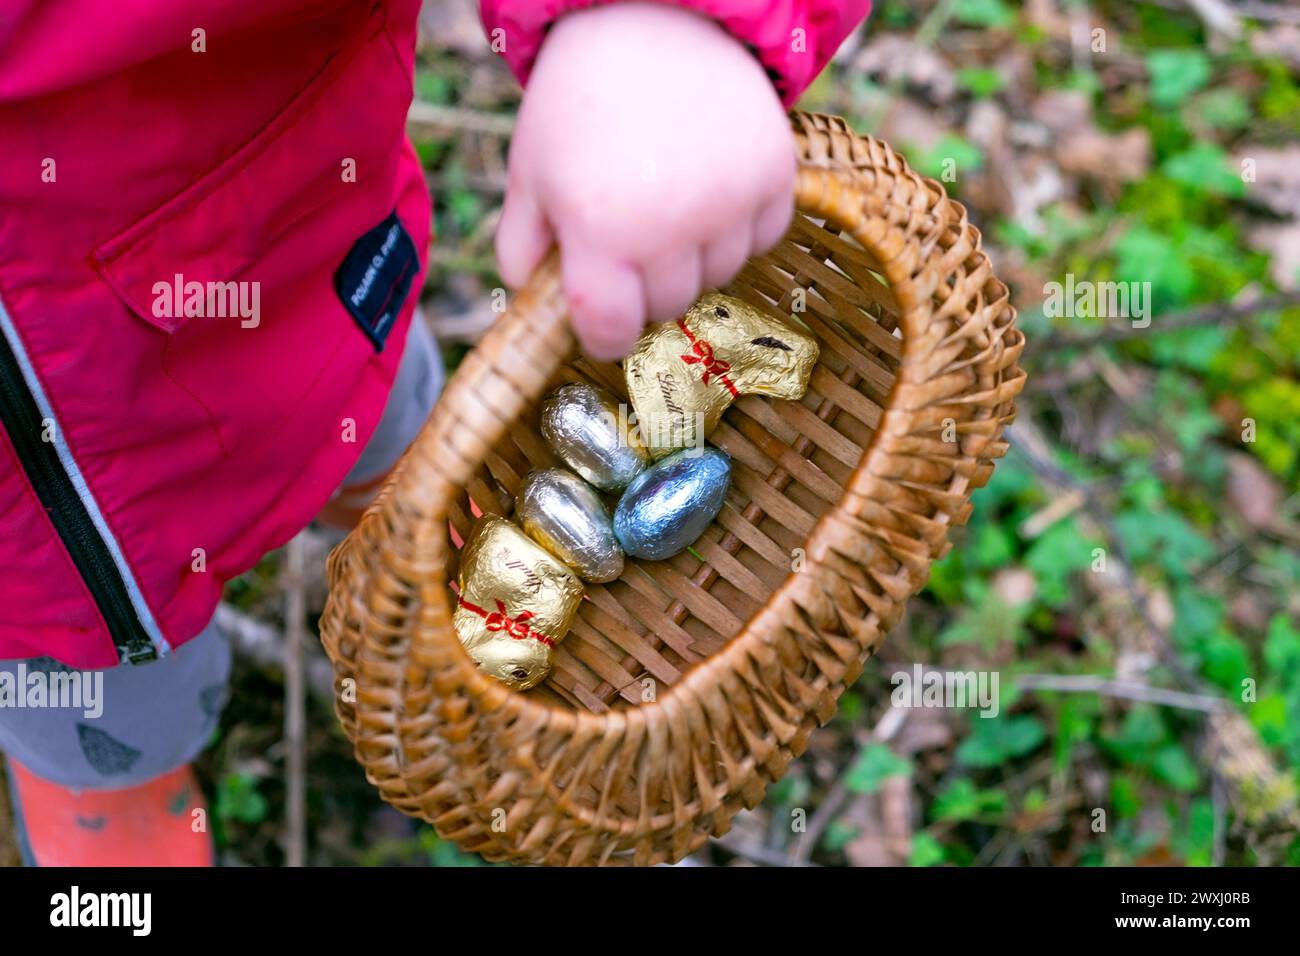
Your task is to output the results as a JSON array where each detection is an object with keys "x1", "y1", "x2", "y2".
[
  {"x1": 1225, "y1": 451, "x2": 1285, "y2": 531},
  {"x1": 992, "y1": 567, "x2": 1038, "y2": 607},
  {"x1": 419, "y1": 0, "x2": 488, "y2": 56},
  {"x1": 1032, "y1": 90, "x2": 1093, "y2": 136},
  {"x1": 853, "y1": 35, "x2": 956, "y2": 102},
  {"x1": 891, "y1": 705, "x2": 956, "y2": 754},
  {"x1": 1251, "y1": 23, "x2": 1300, "y2": 69},
  {"x1": 1236, "y1": 144, "x2": 1300, "y2": 218},
  {"x1": 1056, "y1": 126, "x2": 1151, "y2": 183},
  {"x1": 878, "y1": 96, "x2": 948, "y2": 153},
  {"x1": 1229, "y1": 589, "x2": 1273, "y2": 632},
  {"x1": 1030, "y1": 90, "x2": 1149, "y2": 184},
  {"x1": 1011, "y1": 155, "x2": 1070, "y2": 228},
  {"x1": 1247, "y1": 220, "x2": 1300, "y2": 291},
  {"x1": 1024, "y1": 0, "x2": 1073, "y2": 41},
  {"x1": 844, "y1": 775, "x2": 913, "y2": 867},
  {"x1": 962, "y1": 99, "x2": 1017, "y2": 217}
]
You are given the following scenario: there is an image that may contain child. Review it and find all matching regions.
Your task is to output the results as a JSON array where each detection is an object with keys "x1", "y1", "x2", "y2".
[{"x1": 0, "y1": 0, "x2": 870, "y2": 865}]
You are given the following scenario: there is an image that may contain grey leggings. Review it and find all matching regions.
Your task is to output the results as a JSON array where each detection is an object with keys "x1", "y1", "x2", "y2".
[{"x1": 0, "y1": 315, "x2": 441, "y2": 790}]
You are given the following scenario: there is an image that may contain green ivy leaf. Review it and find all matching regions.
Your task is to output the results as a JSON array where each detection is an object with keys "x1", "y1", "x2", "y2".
[
  {"x1": 1198, "y1": 631, "x2": 1252, "y2": 693},
  {"x1": 822, "y1": 820, "x2": 860, "y2": 852},
  {"x1": 911, "y1": 134, "x2": 984, "y2": 180},
  {"x1": 1115, "y1": 507, "x2": 1216, "y2": 579},
  {"x1": 1190, "y1": 88, "x2": 1251, "y2": 130},
  {"x1": 1162, "y1": 143, "x2": 1246, "y2": 197},
  {"x1": 933, "y1": 778, "x2": 1009, "y2": 821},
  {"x1": 909, "y1": 832, "x2": 947, "y2": 867},
  {"x1": 970, "y1": 521, "x2": 1017, "y2": 570},
  {"x1": 215, "y1": 772, "x2": 268, "y2": 825},
  {"x1": 1173, "y1": 584, "x2": 1225, "y2": 644},
  {"x1": 1053, "y1": 697, "x2": 1094, "y2": 771},
  {"x1": 1100, "y1": 705, "x2": 1167, "y2": 765},
  {"x1": 1250, "y1": 693, "x2": 1288, "y2": 748},
  {"x1": 1183, "y1": 798, "x2": 1216, "y2": 866},
  {"x1": 1152, "y1": 326, "x2": 1230, "y2": 377},
  {"x1": 1152, "y1": 742, "x2": 1200, "y2": 792},
  {"x1": 421, "y1": 829, "x2": 489, "y2": 867},
  {"x1": 844, "y1": 743, "x2": 912, "y2": 794},
  {"x1": 1263, "y1": 614, "x2": 1300, "y2": 678},
  {"x1": 414, "y1": 72, "x2": 454, "y2": 105},
  {"x1": 1111, "y1": 775, "x2": 1142, "y2": 819},
  {"x1": 1024, "y1": 519, "x2": 1096, "y2": 608},
  {"x1": 447, "y1": 188, "x2": 482, "y2": 234},
  {"x1": 1114, "y1": 226, "x2": 1196, "y2": 307},
  {"x1": 836, "y1": 689, "x2": 864, "y2": 725},
  {"x1": 766, "y1": 776, "x2": 798, "y2": 805},
  {"x1": 939, "y1": 586, "x2": 1030, "y2": 651},
  {"x1": 1146, "y1": 49, "x2": 1211, "y2": 108},
  {"x1": 956, "y1": 715, "x2": 1047, "y2": 767},
  {"x1": 1121, "y1": 705, "x2": 1167, "y2": 747},
  {"x1": 954, "y1": 0, "x2": 1014, "y2": 28},
  {"x1": 956, "y1": 66, "x2": 1005, "y2": 97}
]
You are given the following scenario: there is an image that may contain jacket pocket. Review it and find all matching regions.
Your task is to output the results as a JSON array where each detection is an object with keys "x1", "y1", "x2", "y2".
[{"x1": 90, "y1": 3, "x2": 412, "y2": 333}]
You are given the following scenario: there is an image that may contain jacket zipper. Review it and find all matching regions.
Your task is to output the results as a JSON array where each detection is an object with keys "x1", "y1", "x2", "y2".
[{"x1": 0, "y1": 308, "x2": 159, "y2": 664}]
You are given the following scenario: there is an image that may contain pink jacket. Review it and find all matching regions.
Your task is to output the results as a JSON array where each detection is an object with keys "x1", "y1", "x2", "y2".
[{"x1": 0, "y1": 0, "x2": 867, "y2": 669}]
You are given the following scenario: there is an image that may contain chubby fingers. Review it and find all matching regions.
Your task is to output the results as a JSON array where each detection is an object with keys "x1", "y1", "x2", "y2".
[
  {"x1": 752, "y1": 194, "x2": 794, "y2": 257},
  {"x1": 641, "y1": 246, "x2": 703, "y2": 324},
  {"x1": 499, "y1": 185, "x2": 650, "y2": 361},
  {"x1": 496, "y1": 187, "x2": 554, "y2": 290},
  {"x1": 559, "y1": 239, "x2": 647, "y2": 360},
  {"x1": 511, "y1": 190, "x2": 795, "y2": 362},
  {"x1": 558, "y1": 208, "x2": 790, "y2": 361},
  {"x1": 702, "y1": 226, "x2": 753, "y2": 291}
]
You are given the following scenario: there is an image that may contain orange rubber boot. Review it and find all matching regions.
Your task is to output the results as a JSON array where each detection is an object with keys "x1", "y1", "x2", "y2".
[{"x1": 6, "y1": 758, "x2": 213, "y2": 867}]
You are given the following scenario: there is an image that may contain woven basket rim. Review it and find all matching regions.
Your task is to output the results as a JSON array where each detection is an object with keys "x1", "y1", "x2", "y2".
[{"x1": 403, "y1": 164, "x2": 924, "y2": 726}]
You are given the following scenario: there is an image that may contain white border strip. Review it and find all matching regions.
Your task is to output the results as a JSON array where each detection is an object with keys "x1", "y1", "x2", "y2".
[{"x1": 0, "y1": 295, "x2": 168, "y2": 658}]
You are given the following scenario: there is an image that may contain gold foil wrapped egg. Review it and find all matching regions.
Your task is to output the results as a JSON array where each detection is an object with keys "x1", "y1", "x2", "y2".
[
  {"x1": 516, "y1": 467, "x2": 624, "y2": 583},
  {"x1": 452, "y1": 514, "x2": 584, "y2": 691},
  {"x1": 540, "y1": 382, "x2": 650, "y2": 492},
  {"x1": 624, "y1": 293, "x2": 819, "y2": 459}
]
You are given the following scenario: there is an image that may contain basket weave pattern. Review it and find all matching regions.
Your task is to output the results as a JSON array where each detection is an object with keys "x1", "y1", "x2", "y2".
[{"x1": 320, "y1": 113, "x2": 1025, "y2": 865}]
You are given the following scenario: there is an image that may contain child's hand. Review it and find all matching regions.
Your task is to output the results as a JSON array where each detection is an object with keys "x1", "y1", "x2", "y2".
[{"x1": 495, "y1": 3, "x2": 795, "y2": 360}]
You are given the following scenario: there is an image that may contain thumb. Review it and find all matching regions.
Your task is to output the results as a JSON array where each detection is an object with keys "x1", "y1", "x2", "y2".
[
  {"x1": 560, "y1": 238, "x2": 646, "y2": 361},
  {"x1": 495, "y1": 187, "x2": 554, "y2": 289}
]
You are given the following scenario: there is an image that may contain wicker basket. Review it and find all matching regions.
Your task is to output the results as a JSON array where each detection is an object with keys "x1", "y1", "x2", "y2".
[{"x1": 320, "y1": 112, "x2": 1025, "y2": 866}]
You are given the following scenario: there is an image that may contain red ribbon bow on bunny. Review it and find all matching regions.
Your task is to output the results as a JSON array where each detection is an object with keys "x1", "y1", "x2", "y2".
[
  {"x1": 458, "y1": 597, "x2": 556, "y2": 647},
  {"x1": 678, "y1": 318, "x2": 739, "y2": 396}
]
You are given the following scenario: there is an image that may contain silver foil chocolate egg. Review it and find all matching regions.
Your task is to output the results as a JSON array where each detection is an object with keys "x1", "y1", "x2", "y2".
[
  {"x1": 516, "y1": 467, "x2": 625, "y2": 583},
  {"x1": 613, "y1": 447, "x2": 731, "y2": 561},
  {"x1": 540, "y1": 382, "x2": 650, "y2": 493}
]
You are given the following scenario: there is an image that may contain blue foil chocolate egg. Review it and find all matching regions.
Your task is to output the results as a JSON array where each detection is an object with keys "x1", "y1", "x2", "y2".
[{"x1": 613, "y1": 447, "x2": 731, "y2": 561}]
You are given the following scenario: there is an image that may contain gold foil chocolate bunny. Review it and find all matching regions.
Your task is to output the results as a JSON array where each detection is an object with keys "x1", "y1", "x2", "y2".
[
  {"x1": 624, "y1": 293, "x2": 819, "y2": 458},
  {"x1": 452, "y1": 514, "x2": 584, "y2": 691}
]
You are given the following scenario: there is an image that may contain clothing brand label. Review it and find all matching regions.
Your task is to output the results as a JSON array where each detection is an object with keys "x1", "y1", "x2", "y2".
[{"x1": 334, "y1": 211, "x2": 417, "y2": 350}]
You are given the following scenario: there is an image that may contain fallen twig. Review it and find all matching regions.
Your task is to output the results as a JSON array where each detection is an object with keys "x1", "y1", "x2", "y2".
[
  {"x1": 407, "y1": 101, "x2": 514, "y2": 137},
  {"x1": 1182, "y1": 0, "x2": 1243, "y2": 39},
  {"x1": 1012, "y1": 673, "x2": 1229, "y2": 713},
  {"x1": 713, "y1": 833, "x2": 819, "y2": 867},
  {"x1": 283, "y1": 534, "x2": 308, "y2": 868},
  {"x1": 1230, "y1": 1, "x2": 1300, "y2": 24},
  {"x1": 1033, "y1": 290, "x2": 1300, "y2": 352},
  {"x1": 214, "y1": 603, "x2": 336, "y2": 701}
]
